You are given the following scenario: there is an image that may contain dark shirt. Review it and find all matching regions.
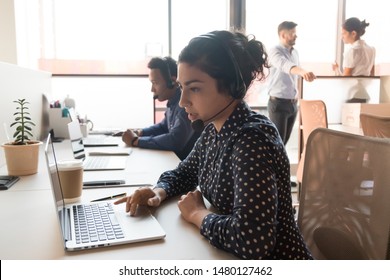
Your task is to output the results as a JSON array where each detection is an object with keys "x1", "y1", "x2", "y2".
[
  {"x1": 138, "y1": 89, "x2": 200, "y2": 160},
  {"x1": 156, "y1": 101, "x2": 312, "y2": 259}
]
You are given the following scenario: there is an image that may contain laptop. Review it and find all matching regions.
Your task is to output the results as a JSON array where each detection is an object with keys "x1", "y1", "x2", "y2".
[
  {"x1": 67, "y1": 109, "x2": 118, "y2": 147},
  {"x1": 68, "y1": 121, "x2": 128, "y2": 171},
  {"x1": 83, "y1": 137, "x2": 119, "y2": 147},
  {"x1": 44, "y1": 135, "x2": 166, "y2": 251}
]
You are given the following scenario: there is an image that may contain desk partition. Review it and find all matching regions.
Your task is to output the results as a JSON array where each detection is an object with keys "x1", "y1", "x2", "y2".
[
  {"x1": 0, "y1": 62, "x2": 52, "y2": 167},
  {"x1": 301, "y1": 76, "x2": 380, "y2": 124},
  {"x1": 51, "y1": 76, "x2": 153, "y2": 131}
]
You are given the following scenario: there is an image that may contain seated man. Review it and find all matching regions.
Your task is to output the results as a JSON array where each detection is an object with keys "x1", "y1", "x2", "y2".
[{"x1": 121, "y1": 56, "x2": 201, "y2": 160}]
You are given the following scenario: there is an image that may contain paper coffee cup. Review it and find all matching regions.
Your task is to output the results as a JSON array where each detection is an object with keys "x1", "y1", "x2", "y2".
[{"x1": 57, "y1": 160, "x2": 83, "y2": 202}]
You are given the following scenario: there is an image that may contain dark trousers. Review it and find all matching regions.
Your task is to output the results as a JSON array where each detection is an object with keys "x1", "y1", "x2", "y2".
[{"x1": 267, "y1": 97, "x2": 298, "y2": 145}]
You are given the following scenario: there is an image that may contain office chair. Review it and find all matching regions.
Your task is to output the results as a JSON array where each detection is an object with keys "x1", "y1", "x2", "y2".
[
  {"x1": 297, "y1": 128, "x2": 390, "y2": 259},
  {"x1": 296, "y1": 100, "x2": 328, "y2": 184},
  {"x1": 360, "y1": 113, "x2": 390, "y2": 138}
]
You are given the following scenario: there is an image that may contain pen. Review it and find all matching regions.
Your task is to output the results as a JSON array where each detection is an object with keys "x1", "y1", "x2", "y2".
[
  {"x1": 91, "y1": 192, "x2": 127, "y2": 202},
  {"x1": 83, "y1": 180, "x2": 125, "y2": 186}
]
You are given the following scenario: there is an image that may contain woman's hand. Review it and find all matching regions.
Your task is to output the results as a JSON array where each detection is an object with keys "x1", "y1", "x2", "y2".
[
  {"x1": 114, "y1": 186, "x2": 166, "y2": 216},
  {"x1": 177, "y1": 190, "x2": 211, "y2": 228},
  {"x1": 332, "y1": 62, "x2": 342, "y2": 75}
]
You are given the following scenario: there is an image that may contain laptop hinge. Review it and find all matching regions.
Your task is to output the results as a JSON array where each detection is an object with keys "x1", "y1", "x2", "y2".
[{"x1": 62, "y1": 207, "x2": 72, "y2": 241}]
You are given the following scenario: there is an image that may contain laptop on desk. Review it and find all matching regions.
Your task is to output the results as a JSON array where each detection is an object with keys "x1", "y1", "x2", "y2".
[
  {"x1": 67, "y1": 109, "x2": 118, "y2": 147},
  {"x1": 68, "y1": 121, "x2": 128, "y2": 171},
  {"x1": 82, "y1": 136, "x2": 119, "y2": 147},
  {"x1": 44, "y1": 135, "x2": 166, "y2": 251}
]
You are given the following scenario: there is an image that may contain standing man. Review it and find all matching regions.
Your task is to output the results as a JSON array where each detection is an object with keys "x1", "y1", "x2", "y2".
[
  {"x1": 267, "y1": 21, "x2": 316, "y2": 145},
  {"x1": 121, "y1": 56, "x2": 200, "y2": 160}
]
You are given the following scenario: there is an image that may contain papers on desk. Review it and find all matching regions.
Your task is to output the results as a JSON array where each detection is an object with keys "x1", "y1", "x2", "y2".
[{"x1": 87, "y1": 147, "x2": 132, "y2": 156}]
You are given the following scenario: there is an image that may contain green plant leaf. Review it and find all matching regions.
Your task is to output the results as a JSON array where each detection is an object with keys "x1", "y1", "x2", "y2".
[{"x1": 11, "y1": 99, "x2": 35, "y2": 144}]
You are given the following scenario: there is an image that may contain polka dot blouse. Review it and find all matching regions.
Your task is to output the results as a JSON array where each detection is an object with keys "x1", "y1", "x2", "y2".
[{"x1": 156, "y1": 101, "x2": 312, "y2": 260}]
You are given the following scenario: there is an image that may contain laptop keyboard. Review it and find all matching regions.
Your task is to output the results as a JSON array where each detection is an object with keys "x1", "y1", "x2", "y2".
[
  {"x1": 84, "y1": 156, "x2": 109, "y2": 169},
  {"x1": 73, "y1": 203, "x2": 124, "y2": 244}
]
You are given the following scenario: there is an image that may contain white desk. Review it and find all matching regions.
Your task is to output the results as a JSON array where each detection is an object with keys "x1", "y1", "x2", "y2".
[
  {"x1": 0, "y1": 139, "x2": 236, "y2": 260},
  {"x1": 328, "y1": 124, "x2": 363, "y2": 135}
]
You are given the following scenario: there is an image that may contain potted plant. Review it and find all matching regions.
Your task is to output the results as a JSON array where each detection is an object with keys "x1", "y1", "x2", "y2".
[{"x1": 2, "y1": 99, "x2": 42, "y2": 176}]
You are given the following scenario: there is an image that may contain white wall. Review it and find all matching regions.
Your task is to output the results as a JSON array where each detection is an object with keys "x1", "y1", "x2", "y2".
[
  {"x1": 0, "y1": 0, "x2": 17, "y2": 63},
  {"x1": 0, "y1": 62, "x2": 52, "y2": 167}
]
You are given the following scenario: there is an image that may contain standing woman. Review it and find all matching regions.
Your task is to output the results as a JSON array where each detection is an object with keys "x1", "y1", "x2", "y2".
[
  {"x1": 333, "y1": 17, "x2": 376, "y2": 102},
  {"x1": 115, "y1": 30, "x2": 312, "y2": 260}
]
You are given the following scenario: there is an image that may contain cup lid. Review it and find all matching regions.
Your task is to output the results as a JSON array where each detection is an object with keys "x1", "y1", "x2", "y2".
[{"x1": 57, "y1": 159, "x2": 83, "y2": 171}]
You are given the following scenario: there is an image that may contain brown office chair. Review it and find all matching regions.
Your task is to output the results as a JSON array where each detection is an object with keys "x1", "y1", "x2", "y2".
[
  {"x1": 360, "y1": 113, "x2": 390, "y2": 138},
  {"x1": 296, "y1": 100, "x2": 328, "y2": 183},
  {"x1": 297, "y1": 128, "x2": 390, "y2": 259}
]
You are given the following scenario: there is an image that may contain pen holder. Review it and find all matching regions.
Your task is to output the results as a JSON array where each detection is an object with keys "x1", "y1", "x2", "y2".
[{"x1": 80, "y1": 123, "x2": 89, "y2": 137}]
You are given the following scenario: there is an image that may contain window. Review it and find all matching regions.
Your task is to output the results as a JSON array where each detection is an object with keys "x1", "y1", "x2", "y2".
[
  {"x1": 246, "y1": 0, "x2": 339, "y2": 73},
  {"x1": 40, "y1": 0, "x2": 169, "y2": 74},
  {"x1": 346, "y1": 0, "x2": 390, "y2": 66},
  {"x1": 171, "y1": 0, "x2": 229, "y2": 59},
  {"x1": 15, "y1": 0, "x2": 229, "y2": 75}
]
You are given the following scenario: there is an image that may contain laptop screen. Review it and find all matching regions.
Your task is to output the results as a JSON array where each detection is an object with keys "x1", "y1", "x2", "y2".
[
  {"x1": 44, "y1": 134, "x2": 69, "y2": 246},
  {"x1": 68, "y1": 121, "x2": 87, "y2": 160}
]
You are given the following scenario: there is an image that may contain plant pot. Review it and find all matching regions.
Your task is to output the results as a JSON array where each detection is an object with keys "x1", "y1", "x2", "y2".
[{"x1": 2, "y1": 141, "x2": 43, "y2": 176}]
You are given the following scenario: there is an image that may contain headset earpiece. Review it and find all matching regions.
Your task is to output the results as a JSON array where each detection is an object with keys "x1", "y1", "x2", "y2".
[
  {"x1": 197, "y1": 34, "x2": 246, "y2": 99},
  {"x1": 162, "y1": 57, "x2": 175, "y2": 89}
]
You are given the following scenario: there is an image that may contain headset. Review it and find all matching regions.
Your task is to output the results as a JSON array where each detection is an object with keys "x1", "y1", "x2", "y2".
[
  {"x1": 190, "y1": 33, "x2": 247, "y2": 132},
  {"x1": 162, "y1": 57, "x2": 175, "y2": 89},
  {"x1": 197, "y1": 33, "x2": 247, "y2": 99}
]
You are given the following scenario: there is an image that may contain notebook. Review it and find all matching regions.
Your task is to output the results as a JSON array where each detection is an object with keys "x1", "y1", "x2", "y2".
[
  {"x1": 44, "y1": 135, "x2": 166, "y2": 251},
  {"x1": 67, "y1": 109, "x2": 118, "y2": 147},
  {"x1": 68, "y1": 121, "x2": 128, "y2": 171}
]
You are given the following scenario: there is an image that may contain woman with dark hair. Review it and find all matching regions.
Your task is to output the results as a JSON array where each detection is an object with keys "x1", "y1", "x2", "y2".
[
  {"x1": 333, "y1": 17, "x2": 375, "y2": 78},
  {"x1": 333, "y1": 17, "x2": 376, "y2": 103},
  {"x1": 115, "y1": 30, "x2": 312, "y2": 260}
]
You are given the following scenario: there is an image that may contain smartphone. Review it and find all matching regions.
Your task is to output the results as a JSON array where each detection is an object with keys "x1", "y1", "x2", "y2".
[{"x1": 0, "y1": 176, "x2": 20, "y2": 190}]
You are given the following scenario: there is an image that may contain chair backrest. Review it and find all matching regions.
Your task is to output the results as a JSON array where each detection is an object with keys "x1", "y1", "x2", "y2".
[
  {"x1": 296, "y1": 100, "x2": 328, "y2": 183},
  {"x1": 300, "y1": 100, "x2": 328, "y2": 145},
  {"x1": 360, "y1": 113, "x2": 390, "y2": 138},
  {"x1": 298, "y1": 128, "x2": 390, "y2": 259}
]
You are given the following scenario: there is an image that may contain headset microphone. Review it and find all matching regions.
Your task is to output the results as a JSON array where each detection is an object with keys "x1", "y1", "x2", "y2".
[
  {"x1": 153, "y1": 95, "x2": 158, "y2": 100},
  {"x1": 191, "y1": 119, "x2": 205, "y2": 133},
  {"x1": 191, "y1": 99, "x2": 235, "y2": 132}
]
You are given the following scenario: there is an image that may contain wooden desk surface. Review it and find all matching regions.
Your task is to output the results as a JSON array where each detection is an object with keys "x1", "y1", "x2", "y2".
[{"x1": 0, "y1": 139, "x2": 236, "y2": 260}]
